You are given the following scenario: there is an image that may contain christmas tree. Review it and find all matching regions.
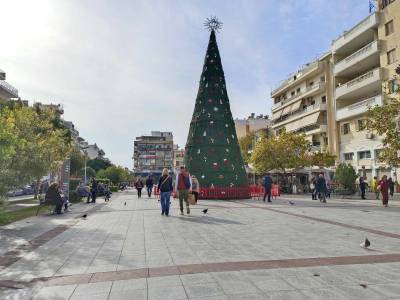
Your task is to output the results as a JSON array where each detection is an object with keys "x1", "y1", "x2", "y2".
[{"x1": 184, "y1": 18, "x2": 248, "y2": 190}]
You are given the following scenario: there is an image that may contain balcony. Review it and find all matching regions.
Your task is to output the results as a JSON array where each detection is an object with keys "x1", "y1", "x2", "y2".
[
  {"x1": 335, "y1": 68, "x2": 381, "y2": 101},
  {"x1": 336, "y1": 95, "x2": 383, "y2": 121},
  {"x1": 334, "y1": 40, "x2": 380, "y2": 76},
  {"x1": 272, "y1": 103, "x2": 327, "y2": 129},
  {"x1": 272, "y1": 82, "x2": 325, "y2": 113},
  {"x1": 271, "y1": 60, "x2": 321, "y2": 97},
  {"x1": 332, "y1": 13, "x2": 379, "y2": 55},
  {"x1": 307, "y1": 125, "x2": 327, "y2": 135},
  {"x1": 0, "y1": 80, "x2": 19, "y2": 98}
]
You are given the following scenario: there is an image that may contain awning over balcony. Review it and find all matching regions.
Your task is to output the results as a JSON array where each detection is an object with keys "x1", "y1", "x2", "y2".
[
  {"x1": 283, "y1": 111, "x2": 321, "y2": 132},
  {"x1": 281, "y1": 105, "x2": 292, "y2": 117},
  {"x1": 300, "y1": 111, "x2": 320, "y2": 127},
  {"x1": 271, "y1": 109, "x2": 283, "y2": 120},
  {"x1": 291, "y1": 100, "x2": 302, "y2": 113}
]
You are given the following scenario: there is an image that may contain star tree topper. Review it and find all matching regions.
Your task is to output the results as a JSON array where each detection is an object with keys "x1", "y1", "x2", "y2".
[{"x1": 204, "y1": 16, "x2": 223, "y2": 32}]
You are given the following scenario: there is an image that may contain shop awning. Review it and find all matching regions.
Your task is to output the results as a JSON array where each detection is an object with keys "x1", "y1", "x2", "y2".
[{"x1": 291, "y1": 100, "x2": 302, "y2": 112}]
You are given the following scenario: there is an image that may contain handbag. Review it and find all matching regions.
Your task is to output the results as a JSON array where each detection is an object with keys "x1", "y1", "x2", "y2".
[{"x1": 188, "y1": 192, "x2": 196, "y2": 205}]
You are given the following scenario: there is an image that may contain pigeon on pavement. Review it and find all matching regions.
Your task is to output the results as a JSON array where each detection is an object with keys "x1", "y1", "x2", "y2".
[
  {"x1": 202, "y1": 209, "x2": 208, "y2": 214},
  {"x1": 124, "y1": 202, "x2": 126, "y2": 206},
  {"x1": 360, "y1": 238, "x2": 370, "y2": 249},
  {"x1": 81, "y1": 214, "x2": 87, "y2": 219},
  {"x1": 289, "y1": 201, "x2": 295, "y2": 205},
  {"x1": 360, "y1": 283, "x2": 368, "y2": 288}
]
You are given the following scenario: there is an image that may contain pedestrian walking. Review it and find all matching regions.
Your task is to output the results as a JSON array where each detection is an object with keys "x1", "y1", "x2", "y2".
[
  {"x1": 378, "y1": 175, "x2": 389, "y2": 207},
  {"x1": 359, "y1": 177, "x2": 367, "y2": 200},
  {"x1": 145, "y1": 176, "x2": 154, "y2": 198},
  {"x1": 316, "y1": 173, "x2": 327, "y2": 203},
  {"x1": 191, "y1": 175, "x2": 200, "y2": 204},
  {"x1": 45, "y1": 182, "x2": 63, "y2": 214},
  {"x1": 104, "y1": 184, "x2": 111, "y2": 202},
  {"x1": 388, "y1": 177, "x2": 395, "y2": 198},
  {"x1": 175, "y1": 166, "x2": 192, "y2": 215},
  {"x1": 310, "y1": 176, "x2": 317, "y2": 200},
  {"x1": 371, "y1": 176, "x2": 380, "y2": 200},
  {"x1": 157, "y1": 168, "x2": 173, "y2": 216},
  {"x1": 135, "y1": 177, "x2": 144, "y2": 198},
  {"x1": 263, "y1": 173, "x2": 273, "y2": 202},
  {"x1": 90, "y1": 179, "x2": 98, "y2": 203}
]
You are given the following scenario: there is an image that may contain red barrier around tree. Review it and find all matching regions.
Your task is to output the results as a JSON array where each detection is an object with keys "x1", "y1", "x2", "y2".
[{"x1": 199, "y1": 186, "x2": 251, "y2": 199}]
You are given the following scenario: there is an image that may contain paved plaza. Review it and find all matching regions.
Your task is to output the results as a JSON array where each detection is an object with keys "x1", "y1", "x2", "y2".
[{"x1": 1, "y1": 190, "x2": 400, "y2": 299}]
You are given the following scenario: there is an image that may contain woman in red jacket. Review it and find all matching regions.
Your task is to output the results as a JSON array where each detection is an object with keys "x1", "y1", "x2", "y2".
[{"x1": 379, "y1": 175, "x2": 389, "y2": 207}]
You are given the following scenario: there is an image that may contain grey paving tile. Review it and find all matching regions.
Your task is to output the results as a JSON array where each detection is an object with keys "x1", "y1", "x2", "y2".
[
  {"x1": 111, "y1": 278, "x2": 147, "y2": 291},
  {"x1": 73, "y1": 281, "x2": 112, "y2": 296},
  {"x1": 108, "y1": 289, "x2": 147, "y2": 300},
  {"x1": 148, "y1": 284, "x2": 187, "y2": 300},
  {"x1": 184, "y1": 282, "x2": 226, "y2": 298},
  {"x1": 251, "y1": 278, "x2": 295, "y2": 293},
  {"x1": 32, "y1": 285, "x2": 76, "y2": 300}
]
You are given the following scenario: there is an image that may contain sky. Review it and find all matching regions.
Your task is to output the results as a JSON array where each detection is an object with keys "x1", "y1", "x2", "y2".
[{"x1": 0, "y1": 0, "x2": 369, "y2": 168}]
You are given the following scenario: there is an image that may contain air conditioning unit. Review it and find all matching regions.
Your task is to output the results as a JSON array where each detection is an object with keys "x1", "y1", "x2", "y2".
[{"x1": 365, "y1": 133, "x2": 374, "y2": 139}]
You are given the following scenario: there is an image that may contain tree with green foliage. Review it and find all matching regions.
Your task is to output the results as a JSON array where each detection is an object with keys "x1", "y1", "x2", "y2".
[
  {"x1": 97, "y1": 166, "x2": 132, "y2": 185},
  {"x1": 87, "y1": 157, "x2": 112, "y2": 173},
  {"x1": 184, "y1": 23, "x2": 247, "y2": 188},
  {"x1": 251, "y1": 130, "x2": 311, "y2": 173},
  {"x1": 238, "y1": 132, "x2": 256, "y2": 163},
  {"x1": 70, "y1": 147, "x2": 85, "y2": 177},
  {"x1": 0, "y1": 105, "x2": 72, "y2": 200},
  {"x1": 251, "y1": 130, "x2": 335, "y2": 174},
  {"x1": 334, "y1": 163, "x2": 357, "y2": 192},
  {"x1": 368, "y1": 76, "x2": 400, "y2": 168}
]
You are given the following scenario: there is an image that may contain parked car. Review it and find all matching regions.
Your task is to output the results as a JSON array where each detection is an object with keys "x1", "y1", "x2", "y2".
[
  {"x1": 23, "y1": 185, "x2": 35, "y2": 195},
  {"x1": 6, "y1": 189, "x2": 25, "y2": 197}
]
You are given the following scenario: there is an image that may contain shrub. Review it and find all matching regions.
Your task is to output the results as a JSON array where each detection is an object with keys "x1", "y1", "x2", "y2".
[
  {"x1": 69, "y1": 191, "x2": 83, "y2": 203},
  {"x1": 110, "y1": 186, "x2": 119, "y2": 192},
  {"x1": 69, "y1": 178, "x2": 81, "y2": 192},
  {"x1": 334, "y1": 163, "x2": 357, "y2": 193}
]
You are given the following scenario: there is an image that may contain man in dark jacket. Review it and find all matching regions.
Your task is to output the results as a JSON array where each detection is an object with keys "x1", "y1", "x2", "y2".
[
  {"x1": 90, "y1": 179, "x2": 98, "y2": 203},
  {"x1": 146, "y1": 176, "x2": 154, "y2": 198},
  {"x1": 263, "y1": 173, "x2": 273, "y2": 202},
  {"x1": 359, "y1": 177, "x2": 367, "y2": 199},
  {"x1": 315, "y1": 173, "x2": 327, "y2": 203}
]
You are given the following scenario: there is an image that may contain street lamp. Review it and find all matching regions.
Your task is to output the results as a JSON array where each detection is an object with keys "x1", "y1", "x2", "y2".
[{"x1": 80, "y1": 146, "x2": 89, "y2": 185}]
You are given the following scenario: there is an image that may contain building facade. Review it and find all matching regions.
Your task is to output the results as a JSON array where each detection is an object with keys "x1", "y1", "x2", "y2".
[
  {"x1": 173, "y1": 144, "x2": 185, "y2": 171},
  {"x1": 133, "y1": 131, "x2": 173, "y2": 174},
  {"x1": 0, "y1": 68, "x2": 19, "y2": 100},
  {"x1": 270, "y1": 54, "x2": 335, "y2": 153},
  {"x1": 269, "y1": 1, "x2": 399, "y2": 181},
  {"x1": 234, "y1": 114, "x2": 271, "y2": 139}
]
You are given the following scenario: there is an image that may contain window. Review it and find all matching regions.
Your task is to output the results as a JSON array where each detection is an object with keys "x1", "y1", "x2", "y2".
[
  {"x1": 291, "y1": 91, "x2": 295, "y2": 96},
  {"x1": 387, "y1": 48, "x2": 397, "y2": 65},
  {"x1": 382, "y1": 0, "x2": 396, "y2": 8},
  {"x1": 342, "y1": 123, "x2": 350, "y2": 135},
  {"x1": 389, "y1": 79, "x2": 399, "y2": 93},
  {"x1": 296, "y1": 88, "x2": 301, "y2": 94},
  {"x1": 358, "y1": 151, "x2": 371, "y2": 159},
  {"x1": 321, "y1": 96, "x2": 327, "y2": 103},
  {"x1": 320, "y1": 76, "x2": 326, "y2": 82},
  {"x1": 309, "y1": 81, "x2": 314, "y2": 87},
  {"x1": 357, "y1": 119, "x2": 368, "y2": 131},
  {"x1": 344, "y1": 153, "x2": 354, "y2": 161},
  {"x1": 385, "y1": 20, "x2": 394, "y2": 36}
]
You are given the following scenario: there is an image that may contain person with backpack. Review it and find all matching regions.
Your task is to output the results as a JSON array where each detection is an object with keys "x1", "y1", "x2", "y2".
[
  {"x1": 175, "y1": 166, "x2": 192, "y2": 215},
  {"x1": 135, "y1": 177, "x2": 144, "y2": 198},
  {"x1": 157, "y1": 168, "x2": 173, "y2": 216},
  {"x1": 145, "y1": 175, "x2": 154, "y2": 198}
]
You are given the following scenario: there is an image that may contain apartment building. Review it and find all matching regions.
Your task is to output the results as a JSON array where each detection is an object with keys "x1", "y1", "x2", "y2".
[
  {"x1": 270, "y1": 53, "x2": 335, "y2": 153},
  {"x1": 332, "y1": 1, "x2": 399, "y2": 179},
  {"x1": 0, "y1": 68, "x2": 19, "y2": 100},
  {"x1": 133, "y1": 131, "x2": 174, "y2": 174},
  {"x1": 234, "y1": 113, "x2": 271, "y2": 139},
  {"x1": 173, "y1": 144, "x2": 185, "y2": 171}
]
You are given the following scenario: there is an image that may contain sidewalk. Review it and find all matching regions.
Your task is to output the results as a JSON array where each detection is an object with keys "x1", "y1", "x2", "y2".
[{"x1": 1, "y1": 191, "x2": 400, "y2": 299}]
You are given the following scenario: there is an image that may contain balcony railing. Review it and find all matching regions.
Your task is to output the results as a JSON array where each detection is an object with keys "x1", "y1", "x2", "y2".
[
  {"x1": 271, "y1": 60, "x2": 319, "y2": 95},
  {"x1": 0, "y1": 80, "x2": 18, "y2": 97},
  {"x1": 334, "y1": 40, "x2": 379, "y2": 74},
  {"x1": 272, "y1": 82, "x2": 325, "y2": 112},
  {"x1": 332, "y1": 13, "x2": 379, "y2": 51},
  {"x1": 335, "y1": 68, "x2": 381, "y2": 100},
  {"x1": 336, "y1": 94, "x2": 382, "y2": 121}
]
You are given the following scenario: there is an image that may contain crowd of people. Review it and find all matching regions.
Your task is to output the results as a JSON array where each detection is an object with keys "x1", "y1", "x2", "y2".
[{"x1": 133, "y1": 166, "x2": 200, "y2": 216}]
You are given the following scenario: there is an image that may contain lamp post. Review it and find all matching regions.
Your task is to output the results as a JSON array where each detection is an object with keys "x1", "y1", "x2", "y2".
[{"x1": 81, "y1": 146, "x2": 89, "y2": 185}]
